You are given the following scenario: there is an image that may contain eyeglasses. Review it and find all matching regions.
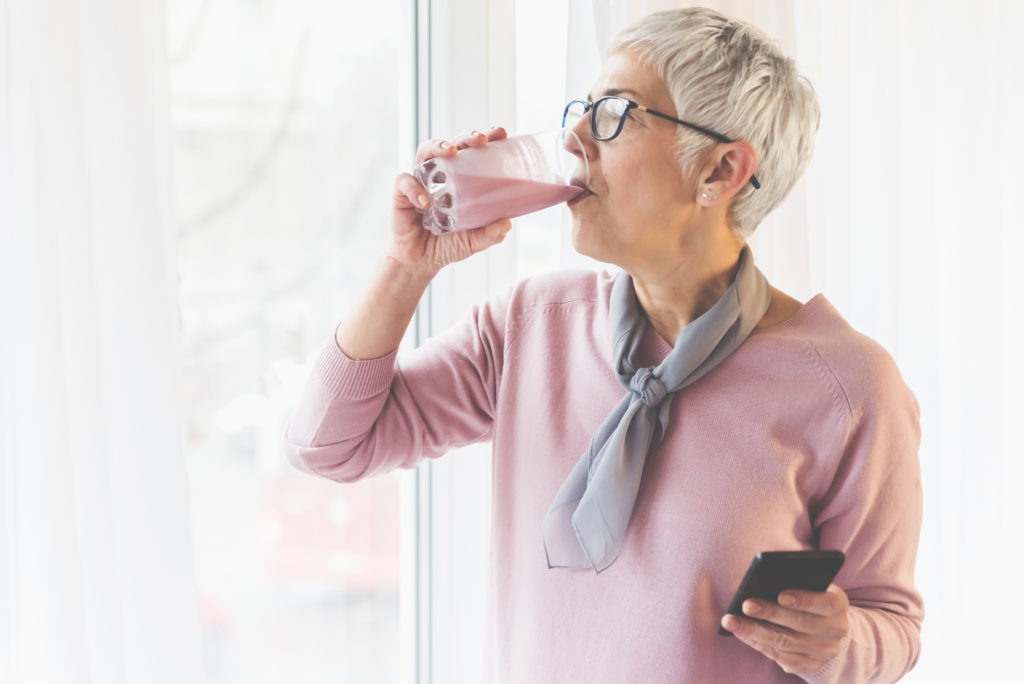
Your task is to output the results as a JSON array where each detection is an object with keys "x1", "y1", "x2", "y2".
[{"x1": 562, "y1": 96, "x2": 761, "y2": 190}]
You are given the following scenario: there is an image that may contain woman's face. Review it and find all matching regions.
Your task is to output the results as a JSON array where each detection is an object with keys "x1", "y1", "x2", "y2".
[{"x1": 567, "y1": 51, "x2": 702, "y2": 271}]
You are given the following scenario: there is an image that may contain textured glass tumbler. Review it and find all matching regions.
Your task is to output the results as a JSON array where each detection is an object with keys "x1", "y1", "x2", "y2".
[{"x1": 414, "y1": 129, "x2": 589, "y2": 235}]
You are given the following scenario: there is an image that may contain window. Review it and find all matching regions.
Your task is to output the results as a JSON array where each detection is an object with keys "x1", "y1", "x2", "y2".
[{"x1": 168, "y1": 1, "x2": 410, "y2": 681}]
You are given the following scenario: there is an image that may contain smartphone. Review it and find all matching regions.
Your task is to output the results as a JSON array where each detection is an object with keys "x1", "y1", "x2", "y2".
[{"x1": 719, "y1": 550, "x2": 845, "y2": 636}]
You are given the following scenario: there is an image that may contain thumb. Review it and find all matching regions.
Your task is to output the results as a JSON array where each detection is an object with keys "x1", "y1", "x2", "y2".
[{"x1": 466, "y1": 218, "x2": 512, "y2": 253}]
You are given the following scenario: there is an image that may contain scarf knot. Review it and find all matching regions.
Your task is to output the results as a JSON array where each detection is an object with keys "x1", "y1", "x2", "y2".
[{"x1": 629, "y1": 367, "x2": 667, "y2": 408}]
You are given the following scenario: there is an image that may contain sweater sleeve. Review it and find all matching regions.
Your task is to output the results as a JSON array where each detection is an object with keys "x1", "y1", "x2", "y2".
[
  {"x1": 283, "y1": 290, "x2": 510, "y2": 483},
  {"x1": 802, "y1": 345, "x2": 925, "y2": 684}
]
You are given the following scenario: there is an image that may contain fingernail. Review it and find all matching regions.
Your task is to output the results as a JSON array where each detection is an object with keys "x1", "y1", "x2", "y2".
[
  {"x1": 470, "y1": 130, "x2": 482, "y2": 137},
  {"x1": 722, "y1": 615, "x2": 739, "y2": 631},
  {"x1": 418, "y1": 194, "x2": 428, "y2": 207},
  {"x1": 440, "y1": 141, "x2": 452, "y2": 149},
  {"x1": 779, "y1": 593, "x2": 796, "y2": 607},
  {"x1": 743, "y1": 601, "x2": 761, "y2": 616}
]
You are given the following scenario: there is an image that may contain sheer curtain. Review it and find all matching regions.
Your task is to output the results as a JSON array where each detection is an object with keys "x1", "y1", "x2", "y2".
[
  {"x1": 0, "y1": 1, "x2": 203, "y2": 682},
  {"x1": 781, "y1": 3, "x2": 1024, "y2": 680}
]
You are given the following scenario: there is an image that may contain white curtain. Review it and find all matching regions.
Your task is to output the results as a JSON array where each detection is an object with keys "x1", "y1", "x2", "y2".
[
  {"x1": 581, "y1": 1, "x2": 1024, "y2": 681},
  {"x1": 785, "y1": 3, "x2": 1023, "y2": 681},
  {"x1": 0, "y1": 1, "x2": 204, "y2": 683}
]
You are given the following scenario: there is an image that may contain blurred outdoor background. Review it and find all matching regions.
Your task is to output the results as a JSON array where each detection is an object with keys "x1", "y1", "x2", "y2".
[{"x1": 169, "y1": 0, "x2": 401, "y2": 681}]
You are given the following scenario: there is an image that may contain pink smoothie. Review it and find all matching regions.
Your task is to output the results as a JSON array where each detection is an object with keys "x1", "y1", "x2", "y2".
[{"x1": 445, "y1": 174, "x2": 583, "y2": 231}]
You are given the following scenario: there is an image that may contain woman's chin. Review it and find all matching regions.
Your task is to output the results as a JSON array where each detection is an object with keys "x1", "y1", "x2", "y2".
[
  {"x1": 570, "y1": 224, "x2": 608, "y2": 263},
  {"x1": 569, "y1": 219, "x2": 590, "y2": 256}
]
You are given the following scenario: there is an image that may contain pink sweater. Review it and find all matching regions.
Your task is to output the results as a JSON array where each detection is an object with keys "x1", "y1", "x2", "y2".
[{"x1": 285, "y1": 269, "x2": 924, "y2": 683}]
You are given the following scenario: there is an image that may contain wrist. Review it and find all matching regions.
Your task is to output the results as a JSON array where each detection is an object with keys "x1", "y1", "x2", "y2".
[
  {"x1": 332, "y1": 254, "x2": 433, "y2": 361},
  {"x1": 379, "y1": 252, "x2": 440, "y2": 287}
]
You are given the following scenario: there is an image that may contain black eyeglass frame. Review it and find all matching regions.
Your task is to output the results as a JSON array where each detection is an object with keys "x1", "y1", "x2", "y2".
[{"x1": 563, "y1": 96, "x2": 761, "y2": 190}]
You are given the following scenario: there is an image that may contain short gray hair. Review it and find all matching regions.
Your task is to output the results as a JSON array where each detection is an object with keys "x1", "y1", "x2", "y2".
[{"x1": 608, "y1": 7, "x2": 820, "y2": 237}]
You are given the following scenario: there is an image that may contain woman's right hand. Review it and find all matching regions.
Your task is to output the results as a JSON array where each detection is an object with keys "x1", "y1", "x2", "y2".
[{"x1": 387, "y1": 127, "x2": 511, "y2": 276}]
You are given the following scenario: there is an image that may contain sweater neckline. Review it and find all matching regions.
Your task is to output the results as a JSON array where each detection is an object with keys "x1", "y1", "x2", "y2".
[{"x1": 642, "y1": 293, "x2": 831, "y2": 359}]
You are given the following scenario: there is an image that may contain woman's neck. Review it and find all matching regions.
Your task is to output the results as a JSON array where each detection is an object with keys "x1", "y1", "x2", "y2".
[{"x1": 629, "y1": 230, "x2": 746, "y2": 345}]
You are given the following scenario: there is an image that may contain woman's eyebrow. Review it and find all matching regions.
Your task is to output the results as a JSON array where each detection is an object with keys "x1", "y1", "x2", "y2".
[{"x1": 585, "y1": 87, "x2": 642, "y2": 101}]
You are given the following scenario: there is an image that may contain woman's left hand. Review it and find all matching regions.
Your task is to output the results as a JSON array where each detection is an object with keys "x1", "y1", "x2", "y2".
[{"x1": 719, "y1": 584, "x2": 850, "y2": 676}]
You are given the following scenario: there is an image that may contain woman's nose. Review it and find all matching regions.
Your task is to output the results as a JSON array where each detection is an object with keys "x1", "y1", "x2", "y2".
[
  {"x1": 562, "y1": 116, "x2": 597, "y2": 163},
  {"x1": 561, "y1": 127, "x2": 592, "y2": 186}
]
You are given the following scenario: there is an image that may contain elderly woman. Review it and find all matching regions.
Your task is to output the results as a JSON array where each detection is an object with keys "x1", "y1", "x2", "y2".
[{"x1": 286, "y1": 7, "x2": 923, "y2": 683}]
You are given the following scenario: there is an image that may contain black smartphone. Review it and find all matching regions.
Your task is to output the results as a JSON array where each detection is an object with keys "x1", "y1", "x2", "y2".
[{"x1": 719, "y1": 550, "x2": 845, "y2": 636}]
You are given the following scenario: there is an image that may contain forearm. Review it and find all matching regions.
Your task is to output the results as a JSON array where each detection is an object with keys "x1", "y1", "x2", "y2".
[
  {"x1": 334, "y1": 255, "x2": 436, "y2": 360},
  {"x1": 804, "y1": 605, "x2": 921, "y2": 684},
  {"x1": 286, "y1": 263, "x2": 507, "y2": 482}
]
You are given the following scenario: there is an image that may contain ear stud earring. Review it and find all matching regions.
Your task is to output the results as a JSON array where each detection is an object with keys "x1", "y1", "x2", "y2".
[{"x1": 701, "y1": 188, "x2": 718, "y2": 201}]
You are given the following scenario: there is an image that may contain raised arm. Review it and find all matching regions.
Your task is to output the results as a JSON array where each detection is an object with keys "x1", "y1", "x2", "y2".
[
  {"x1": 286, "y1": 127, "x2": 514, "y2": 482},
  {"x1": 336, "y1": 128, "x2": 512, "y2": 361}
]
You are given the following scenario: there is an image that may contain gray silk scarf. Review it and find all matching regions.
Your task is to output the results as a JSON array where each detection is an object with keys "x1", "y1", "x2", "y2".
[{"x1": 542, "y1": 245, "x2": 771, "y2": 572}]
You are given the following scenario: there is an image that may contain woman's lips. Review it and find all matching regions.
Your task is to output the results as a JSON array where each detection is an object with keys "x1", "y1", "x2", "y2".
[
  {"x1": 568, "y1": 185, "x2": 594, "y2": 206},
  {"x1": 568, "y1": 176, "x2": 593, "y2": 206}
]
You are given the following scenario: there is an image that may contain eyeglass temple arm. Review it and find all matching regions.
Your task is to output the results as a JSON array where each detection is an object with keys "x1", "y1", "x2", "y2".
[{"x1": 637, "y1": 105, "x2": 761, "y2": 189}]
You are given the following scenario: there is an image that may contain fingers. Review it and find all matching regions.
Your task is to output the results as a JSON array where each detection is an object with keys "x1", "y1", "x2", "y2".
[
  {"x1": 425, "y1": 218, "x2": 512, "y2": 267},
  {"x1": 776, "y1": 584, "x2": 851, "y2": 618},
  {"x1": 738, "y1": 598, "x2": 847, "y2": 640},
  {"x1": 720, "y1": 585, "x2": 850, "y2": 676},
  {"x1": 470, "y1": 217, "x2": 512, "y2": 249},
  {"x1": 485, "y1": 125, "x2": 508, "y2": 142},
  {"x1": 452, "y1": 127, "x2": 508, "y2": 148},
  {"x1": 414, "y1": 126, "x2": 508, "y2": 164},
  {"x1": 458, "y1": 218, "x2": 513, "y2": 256},
  {"x1": 721, "y1": 614, "x2": 822, "y2": 658},
  {"x1": 450, "y1": 130, "x2": 486, "y2": 149},
  {"x1": 731, "y1": 584, "x2": 849, "y2": 643},
  {"x1": 414, "y1": 138, "x2": 456, "y2": 165},
  {"x1": 720, "y1": 615, "x2": 824, "y2": 676},
  {"x1": 720, "y1": 614, "x2": 840, "y2": 675},
  {"x1": 394, "y1": 172, "x2": 430, "y2": 210}
]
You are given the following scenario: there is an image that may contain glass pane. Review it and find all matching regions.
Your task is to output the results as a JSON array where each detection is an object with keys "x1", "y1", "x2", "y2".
[{"x1": 167, "y1": 1, "x2": 406, "y2": 682}]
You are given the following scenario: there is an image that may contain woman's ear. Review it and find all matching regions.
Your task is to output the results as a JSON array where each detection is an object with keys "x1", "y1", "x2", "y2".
[{"x1": 696, "y1": 142, "x2": 758, "y2": 206}]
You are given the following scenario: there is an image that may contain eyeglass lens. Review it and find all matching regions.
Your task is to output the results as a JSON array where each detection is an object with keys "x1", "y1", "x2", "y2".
[{"x1": 564, "y1": 98, "x2": 630, "y2": 140}]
